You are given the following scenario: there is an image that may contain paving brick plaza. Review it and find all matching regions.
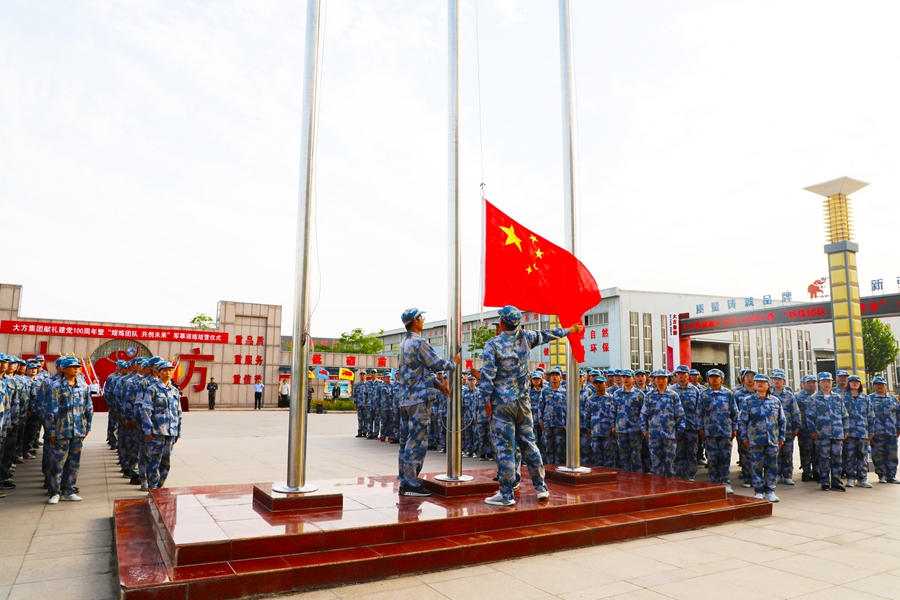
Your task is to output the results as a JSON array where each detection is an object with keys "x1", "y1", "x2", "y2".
[{"x1": 3, "y1": 411, "x2": 900, "y2": 600}]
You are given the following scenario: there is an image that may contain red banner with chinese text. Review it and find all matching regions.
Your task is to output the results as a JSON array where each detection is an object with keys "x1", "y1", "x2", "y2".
[{"x1": 0, "y1": 320, "x2": 229, "y2": 343}]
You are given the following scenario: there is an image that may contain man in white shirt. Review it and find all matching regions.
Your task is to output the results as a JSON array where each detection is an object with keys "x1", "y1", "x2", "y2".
[{"x1": 254, "y1": 381, "x2": 265, "y2": 410}]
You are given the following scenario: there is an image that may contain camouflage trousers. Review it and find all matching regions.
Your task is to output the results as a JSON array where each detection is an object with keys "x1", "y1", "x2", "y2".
[
  {"x1": 545, "y1": 427, "x2": 566, "y2": 465},
  {"x1": 356, "y1": 406, "x2": 365, "y2": 436},
  {"x1": 398, "y1": 402, "x2": 431, "y2": 488},
  {"x1": 736, "y1": 437, "x2": 752, "y2": 482},
  {"x1": 675, "y1": 431, "x2": 699, "y2": 480},
  {"x1": 642, "y1": 436, "x2": 651, "y2": 473},
  {"x1": 777, "y1": 434, "x2": 796, "y2": 478},
  {"x1": 648, "y1": 438, "x2": 676, "y2": 477},
  {"x1": 42, "y1": 433, "x2": 54, "y2": 484},
  {"x1": 145, "y1": 435, "x2": 175, "y2": 489},
  {"x1": 137, "y1": 430, "x2": 148, "y2": 484},
  {"x1": 590, "y1": 436, "x2": 616, "y2": 468},
  {"x1": 843, "y1": 437, "x2": 869, "y2": 481},
  {"x1": 798, "y1": 431, "x2": 816, "y2": 476},
  {"x1": 704, "y1": 436, "x2": 732, "y2": 484},
  {"x1": 49, "y1": 437, "x2": 84, "y2": 497},
  {"x1": 0, "y1": 425, "x2": 19, "y2": 480},
  {"x1": 380, "y1": 409, "x2": 394, "y2": 440},
  {"x1": 871, "y1": 435, "x2": 899, "y2": 480},
  {"x1": 462, "y1": 418, "x2": 475, "y2": 454},
  {"x1": 580, "y1": 428, "x2": 593, "y2": 466},
  {"x1": 815, "y1": 439, "x2": 843, "y2": 484},
  {"x1": 617, "y1": 433, "x2": 643, "y2": 472},
  {"x1": 748, "y1": 444, "x2": 777, "y2": 494},
  {"x1": 476, "y1": 422, "x2": 494, "y2": 457},
  {"x1": 492, "y1": 407, "x2": 545, "y2": 501}
]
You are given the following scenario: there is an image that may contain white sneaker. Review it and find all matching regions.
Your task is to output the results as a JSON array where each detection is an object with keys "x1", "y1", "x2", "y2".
[
  {"x1": 536, "y1": 486, "x2": 550, "y2": 501},
  {"x1": 754, "y1": 493, "x2": 764, "y2": 499},
  {"x1": 846, "y1": 478, "x2": 856, "y2": 488},
  {"x1": 777, "y1": 475, "x2": 784, "y2": 483},
  {"x1": 61, "y1": 493, "x2": 82, "y2": 502},
  {"x1": 784, "y1": 478, "x2": 795, "y2": 486},
  {"x1": 764, "y1": 492, "x2": 779, "y2": 502},
  {"x1": 484, "y1": 492, "x2": 515, "y2": 507},
  {"x1": 857, "y1": 480, "x2": 873, "y2": 488},
  {"x1": 140, "y1": 482, "x2": 149, "y2": 492},
  {"x1": 512, "y1": 482, "x2": 521, "y2": 491},
  {"x1": 48, "y1": 494, "x2": 60, "y2": 505},
  {"x1": 724, "y1": 484, "x2": 734, "y2": 494},
  {"x1": 742, "y1": 483, "x2": 752, "y2": 488},
  {"x1": 879, "y1": 476, "x2": 887, "y2": 483}
]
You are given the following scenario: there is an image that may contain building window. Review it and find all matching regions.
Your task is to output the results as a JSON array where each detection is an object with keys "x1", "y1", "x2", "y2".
[
  {"x1": 585, "y1": 313, "x2": 608, "y2": 327},
  {"x1": 523, "y1": 322, "x2": 540, "y2": 331},
  {"x1": 462, "y1": 331, "x2": 471, "y2": 343},
  {"x1": 804, "y1": 331, "x2": 813, "y2": 374},
  {"x1": 765, "y1": 330, "x2": 773, "y2": 373},
  {"x1": 785, "y1": 329, "x2": 794, "y2": 387},
  {"x1": 733, "y1": 331, "x2": 742, "y2": 369},
  {"x1": 630, "y1": 312, "x2": 640, "y2": 370},
  {"x1": 756, "y1": 329, "x2": 764, "y2": 372},
  {"x1": 642, "y1": 313, "x2": 653, "y2": 371},
  {"x1": 742, "y1": 330, "x2": 751, "y2": 371},
  {"x1": 660, "y1": 315, "x2": 667, "y2": 366}
]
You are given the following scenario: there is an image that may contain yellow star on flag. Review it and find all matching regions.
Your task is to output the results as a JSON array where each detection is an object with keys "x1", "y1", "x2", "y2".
[
  {"x1": 529, "y1": 235, "x2": 537, "y2": 243},
  {"x1": 500, "y1": 224, "x2": 522, "y2": 251},
  {"x1": 535, "y1": 249, "x2": 544, "y2": 259},
  {"x1": 526, "y1": 266, "x2": 532, "y2": 275}
]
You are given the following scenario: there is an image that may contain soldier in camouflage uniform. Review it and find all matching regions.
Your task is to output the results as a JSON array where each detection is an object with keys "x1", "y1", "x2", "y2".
[
  {"x1": 613, "y1": 370, "x2": 644, "y2": 472},
  {"x1": 738, "y1": 374, "x2": 786, "y2": 502},
  {"x1": 869, "y1": 377, "x2": 900, "y2": 484},
  {"x1": 589, "y1": 375, "x2": 615, "y2": 467},
  {"x1": 807, "y1": 372, "x2": 849, "y2": 491},
  {"x1": 843, "y1": 375, "x2": 874, "y2": 488},
  {"x1": 477, "y1": 306, "x2": 581, "y2": 506},
  {"x1": 140, "y1": 361, "x2": 182, "y2": 490},
  {"x1": 771, "y1": 369, "x2": 800, "y2": 485},
  {"x1": 640, "y1": 370, "x2": 684, "y2": 477},
  {"x1": 698, "y1": 369, "x2": 738, "y2": 493},
  {"x1": 45, "y1": 357, "x2": 93, "y2": 503},
  {"x1": 579, "y1": 371, "x2": 595, "y2": 466},
  {"x1": 462, "y1": 375, "x2": 478, "y2": 456},
  {"x1": 352, "y1": 372, "x2": 366, "y2": 437},
  {"x1": 794, "y1": 375, "x2": 819, "y2": 481},
  {"x1": 529, "y1": 373, "x2": 546, "y2": 458},
  {"x1": 541, "y1": 368, "x2": 567, "y2": 465},
  {"x1": 395, "y1": 308, "x2": 459, "y2": 497},
  {"x1": 671, "y1": 365, "x2": 700, "y2": 481},
  {"x1": 732, "y1": 369, "x2": 757, "y2": 487}
]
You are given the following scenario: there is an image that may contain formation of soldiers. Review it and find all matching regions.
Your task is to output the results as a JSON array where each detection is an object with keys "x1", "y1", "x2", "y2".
[
  {"x1": 104, "y1": 356, "x2": 184, "y2": 492},
  {"x1": 365, "y1": 305, "x2": 900, "y2": 506},
  {"x1": 0, "y1": 354, "x2": 94, "y2": 503},
  {"x1": 351, "y1": 368, "x2": 451, "y2": 452}
]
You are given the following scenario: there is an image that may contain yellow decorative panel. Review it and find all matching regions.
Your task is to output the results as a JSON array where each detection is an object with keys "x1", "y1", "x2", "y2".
[
  {"x1": 836, "y1": 336, "x2": 852, "y2": 352},
  {"x1": 832, "y1": 286, "x2": 848, "y2": 301},
  {"x1": 848, "y1": 253, "x2": 857, "y2": 268},
  {"x1": 833, "y1": 319, "x2": 851, "y2": 335},
  {"x1": 831, "y1": 269, "x2": 846, "y2": 285},
  {"x1": 833, "y1": 303, "x2": 848, "y2": 318},
  {"x1": 849, "y1": 270, "x2": 858, "y2": 285},
  {"x1": 829, "y1": 253, "x2": 845, "y2": 268},
  {"x1": 851, "y1": 304, "x2": 861, "y2": 318}
]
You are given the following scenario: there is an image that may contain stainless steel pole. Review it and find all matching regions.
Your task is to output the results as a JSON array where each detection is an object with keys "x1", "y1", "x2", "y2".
[
  {"x1": 557, "y1": 0, "x2": 589, "y2": 474},
  {"x1": 273, "y1": 0, "x2": 323, "y2": 494},
  {"x1": 436, "y1": 0, "x2": 472, "y2": 483}
]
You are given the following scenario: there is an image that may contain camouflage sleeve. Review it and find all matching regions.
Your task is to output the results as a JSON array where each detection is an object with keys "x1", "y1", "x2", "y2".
[
  {"x1": 417, "y1": 338, "x2": 455, "y2": 374},
  {"x1": 675, "y1": 396, "x2": 685, "y2": 435},
  {"x1": 867, "y1": 396, "x2": 875, "y2": 435},
  {"x1": 728, "y1": 392, "x2": 738, "y2": 431},
  {"x1": 85, "y1": 388, "x2": 93, "y2": 434},
  {"x1": 697, "y1": 390, "x2": 707, "y2": 432},
  {"x1": 842, "y1": 402, "x2": 849, "y2": 434},
  {"x1": 738, "y1": 404, "x2": 749, "y2": 442},
  {"x1": 524, "y1": 328, "x2": 567, "y2": 349},
  {"x1": 777, "y1": 403, "x2": 786, "y2": 442},
  {"x1": 639, "y1": 400, "x2": 649, "y2": 436},
  {"x1": 476, "y1": 340, "x2": 498, "y2": 402}
]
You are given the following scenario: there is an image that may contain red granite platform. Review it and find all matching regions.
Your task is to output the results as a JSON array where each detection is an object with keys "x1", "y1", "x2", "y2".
[{"x1": 114, "y1": 469, "x2": 771, "y2": 599}]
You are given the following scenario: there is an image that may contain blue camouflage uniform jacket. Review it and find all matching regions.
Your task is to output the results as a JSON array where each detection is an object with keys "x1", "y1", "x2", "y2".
[
  {"x1": 806, "y1": 392, "x2": 850, "y2": 439},
  {"x1": 477, "y1": 328, "x2": 567, "y2": 419},
  {"x1": 0, "y1": 379, "x2": 9, "y2": 432},
  {"x1": 640, "y1": 389, "x2": 685, "y2": 440},
  {"x1": 45, "y1": 378, "x2": 93, "y2": 439},
  {"x1": 541, "y1": 385, "x2": 567, "y2": 428},
  {"x1": 844, "y1": 392, "x2": 875, "y2": 438},
  {"x1": 589, "y1": 391, "x2": 616, "y2": 437},
  {"x1": 698, "y1": 387, "x2": 738, "y2": 437},
  {"x1": 462, "y1": 386, "x2": 479, "y2": 424},
  {"x1": 613, "y1": 388, "x2": 644, "y2": 434},
  {"x1": 396, "y1": 332, "x2": 455, "y2": 407},
  {"x1": 793, "y1": 389, "x2": 814, "y2": 433},
  {"x1": 670, "y1": 383, "x2": 700, "y2": 432},
  {"x1": 580, "y1": 385, "x2": 595, "y2": 429},
  {"x1": 772, "y1": 389, "x2": 802, "y2": 434},
  {"x1": 870, "y1": 393, "x2": 900, "y2": 437},
  {"x1": 140, "y1": 379, "x2": 183, "y2": 437},
  {"x1": 738, "y1": 394, "x2": 786, "y2": 447},
  {"x1": 529, "y1": 385, "x2": 544, "y2": 424}
]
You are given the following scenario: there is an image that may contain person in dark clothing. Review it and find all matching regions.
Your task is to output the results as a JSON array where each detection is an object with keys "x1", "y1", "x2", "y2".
[
  {"x1": 332, "y1": 384, "x2": 341, "y2": 400},
  {"x1": 206, "y1": 378, "x2": 219, "y2": 410}
]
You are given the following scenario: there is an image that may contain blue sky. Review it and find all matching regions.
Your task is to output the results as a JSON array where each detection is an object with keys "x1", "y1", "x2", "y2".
[{"x1": 2, "y1": 1, "x2": 899, "y2": 336}]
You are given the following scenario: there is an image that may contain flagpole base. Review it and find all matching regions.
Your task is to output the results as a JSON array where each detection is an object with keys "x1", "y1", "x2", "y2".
[
  {"x1": 272, "y1": 483, "x2": 319, "y2": 494},
  {"x1": 556, "y1": 466, "x2": 591, "y2": 474},
  {"x1": 434, "y1": 474, "x2": 475, "y2": 482}
]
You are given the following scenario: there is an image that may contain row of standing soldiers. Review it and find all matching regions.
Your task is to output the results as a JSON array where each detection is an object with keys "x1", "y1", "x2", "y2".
[
  {"x1": 0, "y1": 354, "x2": 93, "y2": 503},
  {"x1": 103, "y1": 356, "x2": 184, "y2": 492}
]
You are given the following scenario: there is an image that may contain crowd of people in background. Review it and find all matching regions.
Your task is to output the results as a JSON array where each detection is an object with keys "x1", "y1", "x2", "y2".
[
  {"x1": 351, "y1": 346, "x2": 900, "y2": 505},
  {"x1": 0, "y1": 353, "x2": 184, "y2": 505}
]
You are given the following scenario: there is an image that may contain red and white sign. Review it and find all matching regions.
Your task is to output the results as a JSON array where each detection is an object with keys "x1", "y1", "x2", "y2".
[
  {"x1": 0, "y1": 320, "x2": 229, "y2": 343},
  {"x1": 665, "y1": 313, "x2": 680, "y2": 371}
]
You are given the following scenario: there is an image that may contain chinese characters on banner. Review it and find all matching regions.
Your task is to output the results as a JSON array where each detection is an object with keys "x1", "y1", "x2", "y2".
[
  {"x1": 0, "y1": 320, "x2": 229, "y2": 343},
  {"x1": 694, "y1": 293, "x2": 794, "y2": 316}
]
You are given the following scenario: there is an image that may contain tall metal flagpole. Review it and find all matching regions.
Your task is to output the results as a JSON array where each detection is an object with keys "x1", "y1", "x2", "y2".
[
  {"x1": 557, "y1": 0, "x2": 589, "y2": 474},
  {"x1": 274, "y1": 0, "x2": 323, "y2": 494},
  {"x1": 436, "y1": 0, "x2": 472, "y2": 483}
]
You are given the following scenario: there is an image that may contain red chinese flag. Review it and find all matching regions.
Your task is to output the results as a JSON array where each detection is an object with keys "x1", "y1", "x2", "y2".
[{"x1": 483, "y1": 200, "x2": 601, "y2": 362}]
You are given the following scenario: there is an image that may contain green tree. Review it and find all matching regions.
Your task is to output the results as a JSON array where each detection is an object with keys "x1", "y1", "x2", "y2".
[
  {"x1": 315, "y1": 328, "x2": 385, "y2": 354},
  {"x1": 467, "y1": 324, "x2": 496, "y2": 359},
  {"x1": 190, "y1": 313, "x2": 215, "y2": 329},
  {"x1": 862, "y1": 318, "x2": 899, "y2": 381}
]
